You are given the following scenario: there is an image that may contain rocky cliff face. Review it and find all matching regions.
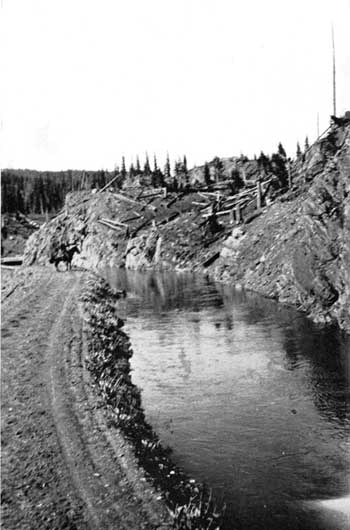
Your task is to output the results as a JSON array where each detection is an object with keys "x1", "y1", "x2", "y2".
[
  {"x1": 23, "y1": 192, "x2": 129, "y2": 271},
  {"x1": 215, "y1": 121, "x2": 350, "y2": 331}
]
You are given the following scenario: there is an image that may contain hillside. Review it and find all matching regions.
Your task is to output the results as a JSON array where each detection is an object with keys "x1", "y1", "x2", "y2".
[
  {"x1": 215, "y1": 118, "x2": 350, "y2": 330},
  {"x1": 23, "y1": 117, "x2": 350, "y2": 332}
]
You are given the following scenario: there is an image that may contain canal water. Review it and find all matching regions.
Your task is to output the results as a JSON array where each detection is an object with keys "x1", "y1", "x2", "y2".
[{"x1": 104, "y1": 268, "x2": 350, "y2": 530}]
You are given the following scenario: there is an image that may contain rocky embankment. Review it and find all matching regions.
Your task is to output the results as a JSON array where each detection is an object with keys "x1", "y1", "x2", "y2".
[
  {"x1": 215, "y1": 121, "x2": 350, "y2": 331},
  {"x1": 24, "y1": 120, "x2": 350, "y2": 332}
]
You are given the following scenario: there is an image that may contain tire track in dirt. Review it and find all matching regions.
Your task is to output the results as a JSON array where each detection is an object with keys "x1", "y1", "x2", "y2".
[
  {"x1": 1, "y1": 269, "x2": 88, "y2": 529},
  {"x1": 1, "y1": 267, "x2": 167, "y2": 529}
]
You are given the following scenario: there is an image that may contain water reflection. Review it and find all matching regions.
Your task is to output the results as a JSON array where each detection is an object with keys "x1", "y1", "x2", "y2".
[
  {"x1": 103, "y1": 267, "x2": 350, "y2": 530},
  {"x1": 219, "y1": 283, "x2": 350, "y2": 428}
]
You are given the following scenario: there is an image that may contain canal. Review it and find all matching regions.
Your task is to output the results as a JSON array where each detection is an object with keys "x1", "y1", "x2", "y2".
[{"x1": 104, "y1": 268, "x2": 350, "y2": 530}]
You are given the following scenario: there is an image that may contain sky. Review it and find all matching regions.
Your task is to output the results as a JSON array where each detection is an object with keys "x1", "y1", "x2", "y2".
[{"x1": 1, "y1": 0, "x2": 349, "y2": 171}]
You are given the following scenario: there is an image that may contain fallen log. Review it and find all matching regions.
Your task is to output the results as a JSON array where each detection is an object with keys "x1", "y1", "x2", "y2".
[
  {"x1": 202, "y1": 205, "x2": 251, "y2": 218},
  {"x1": 202, "y1": 210, "x2": 231, "y2": 218},
  {"x1": 243, "y1": 209, "x2": 262, "y2": 225},
  {"x1": 112, "y1": 192, "x2": 145, "y2": 206},
  {"x1": 192, "y1": 201, "x2": 211, "y2": 209},
  {"x1": 98, "y1": 219, "x2": 124, "y2": 231},
  {"x1": 202, "y1": 252, "x2": 220, "y2": 268},
  {"x1": 121, "y1": 214, "x2": 143, "y2": 223},
  {"x1": 139, "y1": 191, "x2": 163, "y2": 199},
  {"x1": 223, "y1": 193, "x2": 255, "y2": 205},
  {"x1": 101, "y1": 217, "x2": 128, "y2": 228},
  {"x1": 157, "y1": 211, "x2": 180, "y2": 226},
  {"x1": 166, "y1": 197, "x2": 178, "y2": 208},
  {"x1": 198, "y1": 192, "x2": 213, "y2": 201},
  {"x1": 167, "y1": 211, "x2": 180, "y2": 222},
  {"x1": 98, "y1": 174, "x2": 120, "y2": 193},
  {"x1": 1, "y1": 265, "x2": 19, "y2": 270},
  {"x1": 2, "y1": 283, "x2": 20, "y2": 301},
  {"x1": 224, "y1": 188, "x2": 256, "y2": 201},
  {"x1": 199, "y1": 191, "x2": 219, "y2": 197},
  {"x1": 1, "y1": 256, "x2": 23, "y2": 266},
  {"x1": 131, "y1": 219, "x2": 151, "y2": 237}
]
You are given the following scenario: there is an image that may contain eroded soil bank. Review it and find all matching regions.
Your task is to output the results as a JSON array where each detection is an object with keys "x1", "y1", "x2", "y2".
[{"x1": 1, "y1": 267, "x2": 223, "y2": 529}]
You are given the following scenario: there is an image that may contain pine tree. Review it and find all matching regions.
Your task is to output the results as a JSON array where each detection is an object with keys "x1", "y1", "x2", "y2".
[
  {"x1": 129, "y1": 162, "x2": 135, "y2": 177},
  {"x1": 212, "y1": 157, "x2": 224, "y2": 183},
  {"x1": 182, "y1": 155, "x2": 190, "y2": 188},
  {"x1": 164, "y1": 154, "x2": 171, "y2": 181},
  {"x1": 174, "y1": 159, "x2": 183, "y2": 189},
  {"x1": 136, "y1": 155, "x2": 141, "y2": 174},
  {"x1": 153, "y1": 155, "x2": 158, "y2": 173},
  {"x1": 230, "y1": 169, "x2": 243, "y2": 191},
  {"x1": 258, "y1": 152, "x2": 271, "y2": 173},
  {"x1": 144, "y1": 153, "x2": 151, "y2": 175},
  {"x1": 174, "y1": 159, "x2": 181, "y2": 177},
  {"x1": 271, "y1": 152, "x2": 288, "y2": 188},
  {"x1": 121, "y1": 156, "x2": 126, "y2": 178},
  {"x1": 203, "y1": 162, "x2": 211, "y2": 186},
  {"x1": 296, "y1": 142, "x2": 302, "y2": 158},
  {"x1": 278, "y1": 142, "x2": 287, "y2": 159}
]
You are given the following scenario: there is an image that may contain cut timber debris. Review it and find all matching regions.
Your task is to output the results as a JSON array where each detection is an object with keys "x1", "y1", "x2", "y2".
[
  {"x1": 131, "y1": 219, "x2": 151, "y2": 237},
  {"x1": 112, "y1": 192, "x2": 146, "y2": 207},
  {"x1": 98, "y1": 219, "x2": 124, "y2": 231},
  {"x1": 199, "y1": 191, "x2": 219, "y2": 198},
  {"x1": 198, "y1": 192, "x2": 212, "y2": 201},
  {"x1": 121, "y1": 214, "x2": 143, "y2": 223},
  {"x1": 192, "y1": 201, "x2": 211, "y2": 208},
  {"x1": 202, "y1": 252, "x2": 220, "y2": 268},
  {"x1": 202, "y1": 209, "x2": 232, "y2": 218},
  {"x1": 101, "y1": 217, "x2": 128, "y2": 228},
  {"x1": 166, "y1": 197, "x2": 178, "y2": 208},
  {"x1": 158, "y1": 212, "x2": 180, "y2": 225},
  {"x1": 1, "y1": 282, "x2": 19, "y2": 301},
  {"x1": 98, "y1": 174, "x2": 120, "y2": 193},
  {"x1": 244, "y1": 209, "x2": 263, "y2": 225},
  {"x1": 1, "y1": 256, "x2": 23, "y2": 266},
  {"x1": 138, "y1": 190, "x2": 164, "y2": 199}
]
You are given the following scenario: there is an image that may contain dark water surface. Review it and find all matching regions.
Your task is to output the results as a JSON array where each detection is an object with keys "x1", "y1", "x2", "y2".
[{"x1": 104, "y1": 268, "x2": 350, "y2": 530}]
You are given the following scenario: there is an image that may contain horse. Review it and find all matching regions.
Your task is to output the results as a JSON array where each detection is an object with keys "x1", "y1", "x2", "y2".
[{"x1": 49, "y1": 243, "x2": 81, "y2": 271}]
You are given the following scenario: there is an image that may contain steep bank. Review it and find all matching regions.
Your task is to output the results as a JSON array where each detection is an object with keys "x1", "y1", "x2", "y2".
[
  {"x1": 215, "y1": 121, "x2": 350, "y2": 331},
  {"x1": 23, "y1": 120, "x2": 350, "y2": 331}
]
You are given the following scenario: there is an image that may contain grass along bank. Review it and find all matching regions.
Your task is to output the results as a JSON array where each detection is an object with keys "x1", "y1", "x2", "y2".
[{"x1": 80, "y1": 274, "x2": 225, "y2": 530}]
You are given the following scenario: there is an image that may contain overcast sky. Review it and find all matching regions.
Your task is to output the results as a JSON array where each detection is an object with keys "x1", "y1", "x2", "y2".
[{"x1": 1, "y1": 0, "x2": 349, "y2": 171}]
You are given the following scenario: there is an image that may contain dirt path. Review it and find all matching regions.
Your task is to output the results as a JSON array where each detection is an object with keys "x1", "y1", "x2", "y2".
[{"x1": 1, "y1": 267, "x2": 168, "y2": 530}]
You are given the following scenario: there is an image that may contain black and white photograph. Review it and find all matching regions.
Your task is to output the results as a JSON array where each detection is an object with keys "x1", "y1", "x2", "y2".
[{"x1": 1, "y1": 1, "x2": 349, "y2": 529}]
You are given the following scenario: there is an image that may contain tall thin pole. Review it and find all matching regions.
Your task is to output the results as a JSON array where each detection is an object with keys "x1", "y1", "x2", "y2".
[{"x1": 332, "y1": 24, "x2": 336, "y2": 116}]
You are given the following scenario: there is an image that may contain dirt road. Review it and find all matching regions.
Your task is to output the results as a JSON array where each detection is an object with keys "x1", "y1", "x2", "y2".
[{"x1": 1, "y1": 267, "x2": 168, "y2": 530}]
